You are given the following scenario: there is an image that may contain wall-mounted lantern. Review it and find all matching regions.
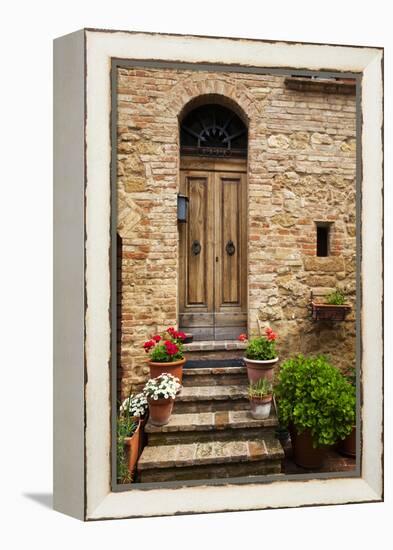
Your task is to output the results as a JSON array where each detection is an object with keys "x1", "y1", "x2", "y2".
[{"x1": 177, "y1": 194, "x2": 189, "y2": 223}]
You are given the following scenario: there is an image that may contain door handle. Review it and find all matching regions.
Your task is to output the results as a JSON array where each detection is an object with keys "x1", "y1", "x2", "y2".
[
  {"x1": 191, "y1": 240, "x2": 201, "y2": 255},
  {"x1": 226, "y1": 240, "x2": 236, "y2": 256}
]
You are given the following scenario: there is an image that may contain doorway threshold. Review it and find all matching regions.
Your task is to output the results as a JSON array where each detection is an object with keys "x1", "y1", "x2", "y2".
[{"x1": 183, "y1": 340, "x2": 247, "y2": 353}]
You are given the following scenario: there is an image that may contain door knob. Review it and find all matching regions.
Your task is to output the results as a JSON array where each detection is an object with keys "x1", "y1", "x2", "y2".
[{"x1": 226, "y1": 240, "x2": 236, "y2": 256}]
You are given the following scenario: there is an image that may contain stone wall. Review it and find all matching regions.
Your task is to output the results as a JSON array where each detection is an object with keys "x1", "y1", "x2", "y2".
[{"x1": 116, "y1": 67, "x2": 357, "y2": 398}]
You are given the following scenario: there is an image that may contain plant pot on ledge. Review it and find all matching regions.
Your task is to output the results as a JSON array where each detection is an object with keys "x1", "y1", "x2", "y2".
[
  {"x1": 248, "y1": 378, "x2": 273, "y2": 420},
  {"x1": 311, "y1": 302, "x2": 351, "y2": 321},
  {"x1": 119, "y1": 392, "x2": 149, "y2": 462},
  {"x1": 147, "y1": 397, "x2": 175, "y2": 426},
  {"x1": 149, "y1": 357, "x2": 186, "y2": 385},
  {"x1": 144, "y1": 373, "x2": 181, "y2": 427},
  {"x1": 243, "y1": 327, "x2": 279, "y2": 383},
  {"x1": 117, "y1": 411, "x2": 142, "y2": 483},
  {"x1": 123, "y1": 420, "x2": 141, "y2": 474},
  {"x1": 289, "y1": 425, "x2": 326, "y2": 469},
  {"x1": 143, "y1": 327, "x2": 188, "y2": 385},
  {"x1": 311, "y1": 289, "x2": 351, "y2": 321},
  {"x1": 244, "y1": 357, "x2": 279, "y2": 383}
]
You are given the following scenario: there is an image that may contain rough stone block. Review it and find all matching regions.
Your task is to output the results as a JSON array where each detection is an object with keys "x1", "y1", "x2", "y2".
[{"x1": 304, "y1": 256, "x2": 345, "y2": 272}]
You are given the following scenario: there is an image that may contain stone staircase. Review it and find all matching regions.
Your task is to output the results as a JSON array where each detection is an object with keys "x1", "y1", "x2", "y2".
[{"x1": 137, "y1": 361, "x2": 284, "y2": 483}]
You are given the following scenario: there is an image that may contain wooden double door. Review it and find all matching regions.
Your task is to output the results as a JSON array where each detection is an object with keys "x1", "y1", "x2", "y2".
[{"x1": 179, "y1": 158, "x2": 247, "y2": 340}]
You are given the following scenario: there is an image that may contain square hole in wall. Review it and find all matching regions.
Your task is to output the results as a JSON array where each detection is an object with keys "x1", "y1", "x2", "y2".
[{"x1": 315, "y1": 222, "x2": 332, "y2": 257}]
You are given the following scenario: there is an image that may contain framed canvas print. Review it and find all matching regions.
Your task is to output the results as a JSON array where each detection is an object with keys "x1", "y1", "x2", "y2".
[{"x1": 53, "y1": 29, "x2": 383, "y2": 521}]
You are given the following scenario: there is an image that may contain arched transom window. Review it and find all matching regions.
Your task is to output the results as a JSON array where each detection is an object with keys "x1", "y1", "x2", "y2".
[{"x1": 180, "y1": 104, "x2": 248, "y2": 158}]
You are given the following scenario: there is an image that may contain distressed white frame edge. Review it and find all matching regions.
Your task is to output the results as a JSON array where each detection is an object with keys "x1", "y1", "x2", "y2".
[
  {"x1": 53, "y1": 29, "x2": 86, "y2": 521},
  {"x1": 82, "y1": 30, "x2": 383, "y2": 520}
]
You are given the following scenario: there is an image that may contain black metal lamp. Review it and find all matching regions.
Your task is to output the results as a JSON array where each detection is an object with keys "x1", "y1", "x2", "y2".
[{"x1": 177, "y1": 194, "x2": 189, "y2": 223}]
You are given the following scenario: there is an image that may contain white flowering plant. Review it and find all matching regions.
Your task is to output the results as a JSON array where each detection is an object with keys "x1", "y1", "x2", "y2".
[
  {"x1": 143, "y1": 373, "x2": 180, "y2": 401},
  {"x1": 120, "y1": 392, "x2": 148, "y2": 418}
]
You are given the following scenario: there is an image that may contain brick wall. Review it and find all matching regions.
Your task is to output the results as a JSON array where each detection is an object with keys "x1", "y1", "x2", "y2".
[{"x1": 116, "y1": 67, "x2": 357, "y2": 398}]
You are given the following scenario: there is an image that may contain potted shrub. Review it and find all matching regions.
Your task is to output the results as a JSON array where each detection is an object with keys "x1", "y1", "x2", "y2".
[
  {"x1": 144, "y1": 373, "x2": 181, "y2": 426},
  {"x1": 243, "y1": 327, "x2": 278, "y2": 383},
  {"x1": 338, "y1": 366, "x2": 356, "y2": 457},
  {"x1": 275, "y1": 354, "x2": 356, "y2": 469},
  {"x1": 120, "y1": 391, "x2": 149, "y2": 457},
  {"x1": 117, "y1": 407, "x2": 140, "y2": 483},
  {"x1": 311, "y1": 289, "x2": 351, "y2": 321},
  {"x1": 248, "y1": 378, "x2": 273, "y2": 419},
  {"x1": 144, "y1": 327, "x2": 187, "y2": 384}
]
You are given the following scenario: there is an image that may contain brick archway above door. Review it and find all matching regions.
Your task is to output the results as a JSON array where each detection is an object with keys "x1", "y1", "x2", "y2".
[{"x1": 164, "y1": 74, "x2": 261, "y2": 122}]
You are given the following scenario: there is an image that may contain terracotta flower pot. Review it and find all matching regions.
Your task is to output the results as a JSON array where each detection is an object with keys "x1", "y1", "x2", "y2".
[
  {"x1": 147, "y1": 397, "x2": 174, "y2": 426},
  {"x1": 249, "y1": 394, "x2": 272, "y2": 419},
  {"x1": 123, "y1": 420, "x2": 141, "y2": 477},
  {"x1": 289, "y1": 425, "x2": 326, "y2": 469},
  {"x1": 338, "y1": 426, "x2": 356, "y2": 458},
  {"x1": 149, "y1": 357, "x2": 186, "y2": 385},
  {"x1": 243, "y1": 357, "x2": 278, "y2": 384}
]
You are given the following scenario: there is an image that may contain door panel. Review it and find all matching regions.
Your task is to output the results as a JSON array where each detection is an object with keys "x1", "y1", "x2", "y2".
[
  {"x1": 179, "y1": 172, "x2": 214, "y2": 320},
  {"x1": 187, "y1": 177, "x2": 208, "y2": 305},
  {"x1": 220, "y1": 175, "x2": 241, "y2": 306},
  {"x1": 214, "y1": 172, "x2": 247, "y2": 325},
  {"x1": 179, "y1": 165, "x2": 247, "y2": 340}
]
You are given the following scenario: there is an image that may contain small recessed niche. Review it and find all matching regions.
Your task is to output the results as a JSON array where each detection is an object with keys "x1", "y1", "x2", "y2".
[{"x1": 315, "y1": 222, "x2": 332, "y2": 257}]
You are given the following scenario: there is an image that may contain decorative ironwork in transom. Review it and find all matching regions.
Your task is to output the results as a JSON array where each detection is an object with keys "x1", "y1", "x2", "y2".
[{"x1": 180, "y1": 104, "x2": 247, "y2": 158}]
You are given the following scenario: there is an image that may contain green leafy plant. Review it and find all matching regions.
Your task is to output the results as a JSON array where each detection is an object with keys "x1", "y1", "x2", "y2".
[
  {"x1": 245, "y1": 327, "x2": 278, "y2": 360},
  {"x1": 117, "y1": 395, "x2": 139, "y2": 484},
  {"x1": 326, "y1": 289, "x2": 346, "y2": 305},
  {"x1": 248, "y1": 378, "x2": 273, "y2": 399},
  {"x1": 274, "y1": 354, "x2": 356, "y2": 448}
]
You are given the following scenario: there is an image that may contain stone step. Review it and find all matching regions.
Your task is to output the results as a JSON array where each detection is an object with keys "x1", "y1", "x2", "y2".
[
  {"x1": 137, "y1": 437, "x2": 284, "y2": 482},
  {"x1": 146, "y1": 409, "x2": 278, "y2": 445},
  {"x1": 174, "y1": 385, "x2": 249, "y2": 413},
  {"x1": 182, "y1": 366, "x2": 248, "y2": 387},
  {"x1": 183, "y1": 340, "x2": 247, "y2": 367}
]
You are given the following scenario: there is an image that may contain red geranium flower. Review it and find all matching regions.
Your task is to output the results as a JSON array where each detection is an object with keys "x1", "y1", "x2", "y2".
[
  {"x1": 143, "y1": 340, "x2": 155, "y2": 353},
  {"x1": 176, "y1": 331, "x2": 187, "y2": 341},
  {"x1": 164, "y1": 340, "x2": 179, "y2": 356},
  {"x1": 238, "y1": 333, "x2": 248, "y2": 342},
  {"x1": 265, "y1": 327, "x2": 277, "y2": 341},
  {"x1": 166, "y1": 327, "x2": 176, "y2": 337},
  {"x1": 152, "y1": 335, "x2": 161, "y2": 342}
]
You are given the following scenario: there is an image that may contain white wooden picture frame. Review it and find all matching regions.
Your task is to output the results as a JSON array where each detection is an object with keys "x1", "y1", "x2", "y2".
[{"x1": 53, "y1": 29, "x2": 383, "y2": 521}]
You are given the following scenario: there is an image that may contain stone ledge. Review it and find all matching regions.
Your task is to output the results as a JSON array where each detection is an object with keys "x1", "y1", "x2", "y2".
[
  {"x1": 138, "y1": 437, "x2": 284, "y2": 470},
  {"x1": 146, "y1": 409, "x2": 278, "y2": 433},
  {"x1": 284, "y1": 77, "x2": 356, "y2": 95}
]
